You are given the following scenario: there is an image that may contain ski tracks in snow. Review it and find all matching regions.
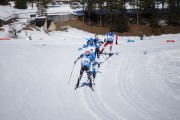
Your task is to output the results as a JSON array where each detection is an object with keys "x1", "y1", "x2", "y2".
[
  {"x1": 77, "y1": 43, "x2": 177, "y2": 120},
  {"x1": 116, "y1": 49, "x2": 173, "y2": 120}
]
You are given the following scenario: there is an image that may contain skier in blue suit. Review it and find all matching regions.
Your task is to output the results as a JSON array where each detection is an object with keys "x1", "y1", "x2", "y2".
[
  {"x1": 74, "y1": 49, "x2": 95, "y2": 88},
  {"x1": 86, "y1": 39, "x2": 99, "y2": 57},
  {"x1": 85, "y1": 38, "x2": 100, "y2": 77}
]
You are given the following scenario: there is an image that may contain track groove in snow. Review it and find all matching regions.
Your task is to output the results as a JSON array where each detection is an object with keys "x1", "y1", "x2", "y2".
[{"x1": 117, "y1": 50, "x2": 173, "y2": 120}]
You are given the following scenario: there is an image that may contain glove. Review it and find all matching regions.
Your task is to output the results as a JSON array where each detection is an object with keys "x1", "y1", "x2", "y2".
[
  {"x1": 92, "y1": 61, "x2": 98, "y2": 66},
  {"x1": 92, "y1": 63, "x2": 95, "y2": 67},
  {"x1": 78, "y1": 48, "x2": 82, "y2": 51},
  {"x1": 116, "y1": 41, "x2": 118, "y2": 45},
  {"x1": 74, "y1": 60, "x2": 77, "y2": 64},
  {"x1": 100, "y1": 41, "x2": 104, "y2": 44}
]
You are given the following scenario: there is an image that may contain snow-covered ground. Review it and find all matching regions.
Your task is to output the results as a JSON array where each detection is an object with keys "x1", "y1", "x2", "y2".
[
  {"x1": 0, "y1": 2, "x2": 37, "y2": 18},
  {"x1": 0, "y1": 1, "x2": 82, "y2": 19},
  {"x1": 1, "y1": 2, "x2": 180, "y2": 120},
  {"x1": 0, "y1": 24, "x2": 180, "y2": 120}
]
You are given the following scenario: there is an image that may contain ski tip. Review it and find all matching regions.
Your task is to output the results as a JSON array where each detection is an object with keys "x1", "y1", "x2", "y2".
[{"x1": 89, "y1": 86, "x2": 94, "y2": 91}]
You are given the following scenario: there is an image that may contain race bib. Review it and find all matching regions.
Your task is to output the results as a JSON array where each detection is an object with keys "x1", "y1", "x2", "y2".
[
  {"x1": 107, "y1": 36, "x2": 114, "y2": 41},
  {"x1": 88, "y1": 46, "x2": 96, "y2": 53},
  {"x1": 81, "y1": 57, "x2": 90, "y2": 65}
]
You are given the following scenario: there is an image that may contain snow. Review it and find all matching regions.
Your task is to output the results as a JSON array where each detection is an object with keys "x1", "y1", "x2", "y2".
[
  {"x1": 1, "y1": 2, "x2": 180, "y2": 120},
  {"x1": 47, "y1": 3, "x2": 82, "y2": 14},
  {"x1": 0, "y1": 2, "x2": 37, "y2": 18}
]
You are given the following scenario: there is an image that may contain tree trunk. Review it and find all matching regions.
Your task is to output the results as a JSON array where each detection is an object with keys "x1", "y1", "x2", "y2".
[
  {"x1": 89, "y1": 10, "x2": 91, "y2": 27},
  {"x1": 83, "y1": 0, "x2": 85, "y2": 25}
]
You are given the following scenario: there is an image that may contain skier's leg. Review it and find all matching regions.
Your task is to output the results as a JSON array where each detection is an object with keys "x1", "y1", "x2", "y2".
[
  {"x1": 110, "y1": 42, "x2": 113, "y2": 52},
  {"x1": 92, "y1": 67, "x2": 96, "y2": 80},
  {"x1": 87, "y1": 68, "x2": 92, "y2": 87},
  {"x1": 96, "y1": 48, "x2": 101, "y2": 67},
  {"x1": 100, "y1": 48, "x2": 104, "y2": 54},
  {"x1": 97, "y1": 48, "x2": 100, "y2": 59},
  {"x1": 100, "y1": 43, "x2": 107, "y2": 53},
  {"x1": 76, "y1": 67, "x2": 84, "y2": 88}
]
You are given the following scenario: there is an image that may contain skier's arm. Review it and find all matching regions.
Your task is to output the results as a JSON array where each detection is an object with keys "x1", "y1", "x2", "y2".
[
  {"x1": 96, "y1": 44, "x2": 100, "y2": 49},
  {"x1": 74, "y1": 54, "x2": 83, "y2": 64},
  {"x1": 90, "y1": 55, "x2": 95, "y2": 66}
]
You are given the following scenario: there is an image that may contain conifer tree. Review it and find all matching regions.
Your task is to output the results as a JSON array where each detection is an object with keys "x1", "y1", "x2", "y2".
[
  {"x1": 0, "y1": 0, "x2": 10, "y2": 5},
  {"x1": 110, "y1": 13, "x2": 129, "y2": 32},
  {"x1": 15, "y1": 0, "x2": 27, "y2": 9}
]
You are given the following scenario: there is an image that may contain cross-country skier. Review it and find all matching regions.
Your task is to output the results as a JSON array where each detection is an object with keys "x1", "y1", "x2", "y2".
[
  {"x1": 85, "y1": 39, "x2": 100, "y2": 79},
  {"x1": 86, "y1": 37, "x2": 102, "y2": 68},
  {"x1": 86, "y1": 38, "x2": 100, "y2": 57},
  {"x1": 94, "y1": 34, "x2": 101, "y2": 60},
  {"x1": 74, "y1": 49, "x2": 95, "y2": 89},
  {"x1": 100, "y1": 30, "x2": 118, "y2": 54}
]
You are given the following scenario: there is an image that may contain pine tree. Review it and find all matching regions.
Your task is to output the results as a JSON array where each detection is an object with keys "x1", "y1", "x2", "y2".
[
  {"x1": 141, "y1": 0, "x2": 156, "y2": 18},
  {"x1": 0, "y1": 0, "x2": 10, "y2": 5},
  {"x1": 110, "y1": 13, "x2": 129, "y2": 33},
  {"x1": 15, "y1": 0, "x2": 27, "y2": 9},
  {"x1": 167, "y1": 0, "x2": 180, "y2": 25}
]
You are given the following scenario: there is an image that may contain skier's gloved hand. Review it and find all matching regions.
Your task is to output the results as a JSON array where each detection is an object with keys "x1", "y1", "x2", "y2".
[
  {"x1": 82, "y1": 44, "x2": 86, "y2": 48},
  {"x1": 78, "y1": 48, "x2": 82, "y2": 51},
  {"x1": 100, "y1": 41, "x2": 104, "y2": 44},
  {"x1": 92, "y1": 62, "x2": 96, "y2": 67},
  {"x1": 92, "y1": 63, "x2": 95, "y2": 67},
  {"x1": 74, "y1": 60, "x2": 77, "y2": 64},
  {"x1": 93, "y1": 61, "x2": 97, "y2": 66}
]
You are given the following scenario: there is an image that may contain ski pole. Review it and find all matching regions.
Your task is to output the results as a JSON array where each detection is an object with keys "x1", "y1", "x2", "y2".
[
  {"x1": 68, "y1": 63, "x2": 75, "y2": 84},
  {"x1": 102, "y1": 54, "x2": 106, "y2": 61},
  {"x1": 104, "y1": 53, "x2": 110, "y2": 64}
]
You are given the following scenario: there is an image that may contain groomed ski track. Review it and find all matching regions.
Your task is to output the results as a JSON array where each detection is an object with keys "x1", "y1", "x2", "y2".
[
  {"x1": 80, "y1": 40, "x2": 180, "y2": 120},
  {"x1": 0, "y1": 31, "x2": 180, "y2": 120}
]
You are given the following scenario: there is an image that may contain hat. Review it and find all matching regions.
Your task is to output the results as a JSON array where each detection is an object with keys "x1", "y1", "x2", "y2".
[
  {"x1": 85, "y1": 48, "x2": 90, "y2": 52},
  {"x1": 89, "y1": 38, "x2": 94, "y2": 42}
]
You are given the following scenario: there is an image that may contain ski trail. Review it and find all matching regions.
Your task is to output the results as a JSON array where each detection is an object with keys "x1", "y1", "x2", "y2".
[
  {"x1": 78, "y1": 42, "x2": 177, "y2": 120},
  {"x1": 116, "y1": 42, "x2": 178, "y2": 120},
  {"x1": 78, "y1": 76, "x2": 126, "y2": 120},
  {"x1": 75, "y1": 60, "x2": 126, "y2": 119},
  {"x1": 77, "y1": 53, "x2": 127, "y2": 120},
  {"x1": 147, "y1": 48, "x2": 180, "y2": 100},
  {"x1": 117, "y1": 52, "x2": 173, "y2": 120}
]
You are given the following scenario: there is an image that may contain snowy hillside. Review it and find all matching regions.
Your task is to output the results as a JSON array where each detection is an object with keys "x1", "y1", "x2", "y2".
[
  {"x1": 1, "y1": 2, "x2": 180, "y2": 120},
  {"x1": 0, "y1": 25, "x2": 180, "y2": 120}
]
